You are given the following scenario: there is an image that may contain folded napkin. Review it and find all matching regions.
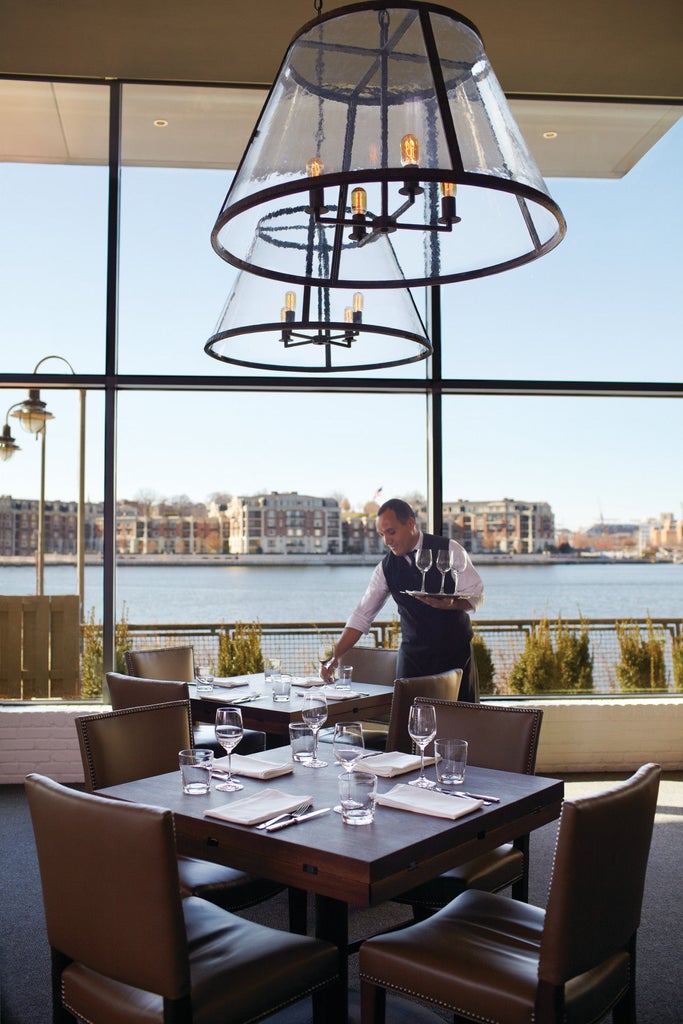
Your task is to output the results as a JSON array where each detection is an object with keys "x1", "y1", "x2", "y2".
[
  {"x1": 211, "y1": 678, "x2": 250, "y2": 689},
  {"x1": 322, "y1": 686, "x2": 365, "y2": 701},
  {"x1": 375, "y1": 783, "x2": 483, "y2": 819},
  {"x1": 213, "y1": 754, "x2": 293, "y2": 780},
  {"x1": 293, "y1": 677, "x2": 325, "y2": 689},
  {"x1": 204, "y1": 788, "x2": 312, "y2": 826},
  {"x1": 355, "y1": 751, "x2": 437, "y2": 778}
]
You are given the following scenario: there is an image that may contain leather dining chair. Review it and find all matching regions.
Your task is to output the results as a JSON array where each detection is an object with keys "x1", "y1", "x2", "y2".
[
  {"x1": 26, "y1": 773, "x2": 338, "y2": 1024},
  {"x1": 123, "y1": 645, "x2": 266, "y2": 755},
  {"x1": 359, "y1": 762, "x2": 661, "y2": 1024},
  {"x1": 394, "y1": 699, "x2": 544, "y2": 916},
  {"x1": 321, "y1": 647, "x2": 398, "y2": 748},
  {"x1": 75, "y1": 701, "x2": 305, "y2": 930},
  {"x1": 106, "y1": 670, "x2": 264, "y2": 758},
  {"x1": 385, "y1": 669, "x2": 463, "y2": 754}
]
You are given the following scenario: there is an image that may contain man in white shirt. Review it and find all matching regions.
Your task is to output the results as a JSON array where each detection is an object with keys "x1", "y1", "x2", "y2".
[{"x1": 321, "y1": 498, "x2": 484, "y2": 701}]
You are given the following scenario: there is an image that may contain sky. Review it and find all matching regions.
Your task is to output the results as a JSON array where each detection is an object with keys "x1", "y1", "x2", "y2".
[{"x1": 0, "y1": 112, "x2": 681, "y2": 533}]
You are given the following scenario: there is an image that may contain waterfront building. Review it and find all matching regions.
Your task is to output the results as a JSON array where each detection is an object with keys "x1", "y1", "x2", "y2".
[
  {"x1": 441, "y1": 499, "x2": 555, "y2": 554},
  {"x1": 225, "y1": 492, "x2": 342, "y2": 555}
]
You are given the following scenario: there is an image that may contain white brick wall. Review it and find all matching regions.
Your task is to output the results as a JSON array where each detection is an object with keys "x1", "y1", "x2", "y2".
[{"x1": 0, "y1": 699, "x2": 681, "y2": 784}]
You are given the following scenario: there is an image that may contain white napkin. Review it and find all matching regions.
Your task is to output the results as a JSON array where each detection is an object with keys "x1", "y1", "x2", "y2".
[
  {"x1": 355, "y1": 751, "x2": 438, "y2": 778},
  {"x1": 293, "y1": 677, "x2": 325, "y2": 689},
  {"x1": 375, "y1": 783, "x2": 483, "y2": 819},
  {"x1": 211, "y1": 677, "x2": 250, "y2": 689},
  {"x1": 322, "y1": 686, "x2": 364, "y2": 701},
  {"x1": 204, "y1": 788, "x2": 312, "y2": 826},
  {"x1": 213, "y1": 754, "x2": 293, "y2": 780}
]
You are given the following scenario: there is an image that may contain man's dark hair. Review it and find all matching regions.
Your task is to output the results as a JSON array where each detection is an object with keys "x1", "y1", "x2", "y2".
[{"x1": 377, "y1": 498, "x2": 415, "y2": 523}]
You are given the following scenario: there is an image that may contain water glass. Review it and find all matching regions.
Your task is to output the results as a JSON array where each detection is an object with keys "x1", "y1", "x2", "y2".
[
  {"x1": 195, "y1": 667, "x2": 215, "y2": 693},
  {"x1": 264, "y1": 657, "x2": 282, "y2": 683},
  {"x1": 271, "y1": 673, "x2": 292, "y2": 702},
  {"x1": 434, "y1": 738, "x2": 468, "y2": 792},
  {"x1": 339, "y1": 771, "x2": 377, "y2": 825},
  {"x1": 289, "y1": 722, "x2": 315, "y2": 762},
  {"x1": 335, "y1": 664, "x2": 353, "y2": 691},
  {"x1": 179, "y1": 748, "x2": 213, "y2": 795}
]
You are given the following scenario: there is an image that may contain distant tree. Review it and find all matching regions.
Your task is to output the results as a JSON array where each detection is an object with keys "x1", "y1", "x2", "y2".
[
  {"x1": 329, "y1": 492, "x2": 351, "y2": 510},
  {"x1": 208, "y1": 491, "x2": 232, "y2": 507},
  {"x1": 133, "y1": 489, "x2": 160, "y2": 515}
]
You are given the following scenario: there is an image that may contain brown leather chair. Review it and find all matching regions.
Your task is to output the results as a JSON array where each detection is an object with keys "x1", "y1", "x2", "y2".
[
  {"x1": 26, "y1": 773, "x2": 338, "y2": 1024},
  {"x1": 385, "y1": 669, "x2": 463, "y2": 753},
  {"x1": 394, "y1": 699, "x2": 544, "y2": 914},
  {"x1": 360, "y1": 763, "x2": 661, "y2": 1024},
  {"x1": 122, "y1": 647, "x2": 266, "y2": 755},
  {"x1": 75, "y1": 701, "x2": 300, "y2": 925},
  {"x1": 321, "y1": 647, "x2": 398, "y2": 748}
]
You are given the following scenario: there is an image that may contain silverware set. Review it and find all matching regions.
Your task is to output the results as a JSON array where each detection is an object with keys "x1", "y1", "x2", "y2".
[{"x1": 257, "y1": 801, "x2": 311, "y2": 830}]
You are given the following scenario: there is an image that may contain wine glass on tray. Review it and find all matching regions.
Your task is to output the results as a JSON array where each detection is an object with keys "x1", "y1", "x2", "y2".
[
  {"x1": 408, "y1": 703, "x2": 437, "y2": 789},
  {"x1": 214, "y1": 706, "x2": 244, "y2": 792},
  {"x1": 332, "y1": 722, "x2": 365, "y2": 812},
  {"x1": 435, "y1": 548, "x2": 454, "y2": 594},
  {"x1": 451, "y1": 546, "x2": 468, "y2": 595},
  {"x1": 301, "y1": 691, "x2": 329, "y2": 768},
  {"x1": 415, "y1": 547, "x2": 432, "y2": 593}
]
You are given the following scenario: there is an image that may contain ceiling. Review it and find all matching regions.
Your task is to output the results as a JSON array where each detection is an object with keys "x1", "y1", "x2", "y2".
[{"x1": 1, "y1": 0, "x2": 681, "y2": 178}]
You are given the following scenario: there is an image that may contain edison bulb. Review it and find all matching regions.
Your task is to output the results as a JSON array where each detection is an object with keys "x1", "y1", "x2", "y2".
[{"x1": 400, "y1": 134, "x2": 419, "y2": 167}]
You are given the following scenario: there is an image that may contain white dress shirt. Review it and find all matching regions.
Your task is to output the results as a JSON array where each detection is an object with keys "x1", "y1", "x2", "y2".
[{"x1": 346, "y1": 533, "x2": 484, "y2": 635}]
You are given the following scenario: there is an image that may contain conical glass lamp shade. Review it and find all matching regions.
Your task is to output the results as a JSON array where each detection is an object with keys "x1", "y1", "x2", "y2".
[
  {"x1": 212, "y1": 1, "x2": 566, "y2": 290},
  {"x1": 205, "y1": 271, "x2": 431, "y2": 373}
]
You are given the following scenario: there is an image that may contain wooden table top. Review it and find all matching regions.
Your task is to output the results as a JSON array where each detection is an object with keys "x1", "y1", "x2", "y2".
[
  {"x1": 99, "y1": 757, "x2": 563, "y2": 907},
  {"x1": 190, "y1": 676, "x2": 395, "y2": 737}
]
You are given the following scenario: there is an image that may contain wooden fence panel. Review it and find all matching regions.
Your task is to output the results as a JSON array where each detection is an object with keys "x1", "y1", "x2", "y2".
[
  {"x1": 0, "y1": 597, "x2": 23, "y2": 699},
  {"x1": 0, "y1": 596, "x2": 80, "y2": 699}
]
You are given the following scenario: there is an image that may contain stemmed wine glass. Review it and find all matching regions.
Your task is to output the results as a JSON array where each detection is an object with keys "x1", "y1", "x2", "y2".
[
  {"x1": 451, "y1": 546, "x2": 468, "y2": 595},
  {"x1": 436, "y1": 548, "x2": 454, "y2": 594},
  {"x1": 332, "y1": 722, "x2": 365, "y2": 813},
  {"x1": 301, "y1": 691, "x2": 328, "y2": 768},
  {"x1": 318, "y1": 641, "x2": 335, "y2": 679},
  {"x1": 415, "y1": 547, "x2": 432, "y2": 593},
  {"x1": 214, "y1": 706, "x2": 244, "y2": 792},
  {"x1": 408, "y1": 703, "x2": 437, "y2": 789}
]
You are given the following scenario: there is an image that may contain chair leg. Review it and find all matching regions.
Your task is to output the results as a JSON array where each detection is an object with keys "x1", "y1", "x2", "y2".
[
  {"x1": 361, "y1": 979, "x2": 386, "y2": 1024},
  {"x1": 288, "y1": 886, "x2": 308, "y2": 934}
]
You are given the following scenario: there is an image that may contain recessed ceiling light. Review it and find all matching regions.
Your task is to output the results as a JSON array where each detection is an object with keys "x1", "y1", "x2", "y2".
[
  {"x1": 153, "y1": 119, "x2": 169, "y2": 128},
  {"x1": 543, "y1": 131, "x2": 558, "y2": 140}
]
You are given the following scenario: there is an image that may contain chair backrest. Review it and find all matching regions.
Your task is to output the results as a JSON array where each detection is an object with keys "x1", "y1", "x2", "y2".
[
  {"x1": 339, "y1": 647, "x2": 398, "y2": 686},
  {"x1": 25, "y1": 773, "x2": 189, "y2": 999},
  {"x1": 413, "y1": 698, "x2": 543, "y2": 773},
  {"x1": 107, "y1": 671, "x2": 190, "y2": 710},
  {"x1": 539, "y1": 762, "x2": 661, "y2": 988},
  {"x1": 76, "y1": 701, "x2": 194, "y2": 791},
  {"x1": 125, "y1": 645, "x2": 195, "y2": 682},
  {"x1": 386, "y1": 669, "x2": 463, "y2": 753}
]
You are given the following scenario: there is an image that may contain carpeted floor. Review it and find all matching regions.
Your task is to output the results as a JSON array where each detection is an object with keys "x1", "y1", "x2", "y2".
[{"x1": 1, "y1": 773, "x2": 681, "y2": 1024}]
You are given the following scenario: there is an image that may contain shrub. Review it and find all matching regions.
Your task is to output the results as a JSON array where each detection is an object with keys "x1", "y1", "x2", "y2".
[
  {"x1": 217, "y1": 621, "x2": 264, "y2": 676},
  {"x1": 616, "y1": 618, "x2": 667, "y2": 692},
  {"x1": 672, "y1": 632, "x2": 683, "y2": 692},
  {"x1": 509, "y1": 618, "x2": 593, "y2": 695},
  {"x1": 80, "y1": 605, "x2": 131, "y2": 699},
  {"x1": 472, "y1": 632, "x2": 495, "y2": 694}
]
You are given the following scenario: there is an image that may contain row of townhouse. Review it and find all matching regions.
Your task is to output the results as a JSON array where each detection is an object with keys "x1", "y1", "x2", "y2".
[{"x1": 1, "y1": 492, "x2": 557, "y2": 557}]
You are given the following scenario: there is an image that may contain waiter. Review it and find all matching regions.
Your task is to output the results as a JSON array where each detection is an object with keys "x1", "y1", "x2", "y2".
[{"x1": 320, "y1": 498, "x2": 484, "y2": 701}]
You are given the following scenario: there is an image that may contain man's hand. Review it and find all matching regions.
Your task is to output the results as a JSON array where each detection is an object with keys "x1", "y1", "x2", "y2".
[{"x1": 319, "y1": 658, "x2": 337, "y2": 683}]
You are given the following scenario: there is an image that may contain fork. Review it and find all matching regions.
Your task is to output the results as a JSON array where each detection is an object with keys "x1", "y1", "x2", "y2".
[{"x1": 256, "y1": 801, "x2": 311, "y2": 830}]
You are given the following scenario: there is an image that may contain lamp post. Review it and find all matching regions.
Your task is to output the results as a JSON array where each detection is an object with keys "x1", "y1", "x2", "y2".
[{"x1": 7, "y1": 357, "x2": 86, "y2": 619}]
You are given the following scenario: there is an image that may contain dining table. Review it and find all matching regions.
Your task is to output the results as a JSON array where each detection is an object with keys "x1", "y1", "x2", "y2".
[
  {"x1": 189, "y1": 673, "x2": 395, "y2": 745},
  {"x1": 98, "y1": 746, "x2": 564, "y2": 1024}
]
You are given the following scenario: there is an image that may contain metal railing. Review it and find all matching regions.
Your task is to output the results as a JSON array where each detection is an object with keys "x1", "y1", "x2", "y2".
[{"x1": 122, "y1": 618, "x2": 683, "y2": 696}]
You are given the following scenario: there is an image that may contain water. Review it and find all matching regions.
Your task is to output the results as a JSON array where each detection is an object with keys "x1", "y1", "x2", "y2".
[{"x1": 1, "y1": 561, "x2": 681, "y2": 623}]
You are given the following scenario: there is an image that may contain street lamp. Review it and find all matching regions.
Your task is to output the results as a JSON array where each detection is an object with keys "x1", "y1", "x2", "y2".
[
  {"x1": 8, "y1": 357, "x2": 86, "y2": 618},
  {"x1": 0, "y1": 405, "x2": 23, "y2": 461}
]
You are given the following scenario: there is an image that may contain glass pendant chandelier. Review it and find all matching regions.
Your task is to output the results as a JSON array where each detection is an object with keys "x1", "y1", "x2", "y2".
[
  {"x1": 211, "y1": 1, "x2": 566, "y2": 291},
  {"x1": 205, "y1": 270, "x2": 432, "y2": 372}
]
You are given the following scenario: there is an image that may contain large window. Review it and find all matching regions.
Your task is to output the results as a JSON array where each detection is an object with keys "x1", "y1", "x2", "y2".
[{"x1": 1, "y1": 75, "x2": 681, "y2": 701}]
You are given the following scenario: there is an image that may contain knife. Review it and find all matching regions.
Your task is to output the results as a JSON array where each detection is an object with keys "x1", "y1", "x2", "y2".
[
  {"x1": 459, "y1": 791, "x2": 500, "y2": 803},
  {"x1": 266, "y1": 807, "x2": 331, "y2": 831}
]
